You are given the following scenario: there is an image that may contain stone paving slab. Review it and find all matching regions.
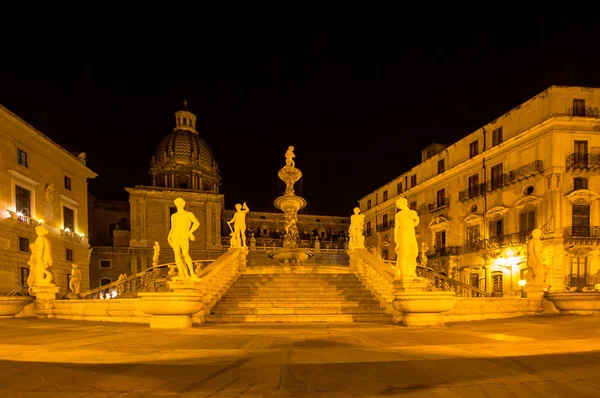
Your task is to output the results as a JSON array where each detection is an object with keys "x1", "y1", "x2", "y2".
[{"x1": 0, "y1": 315, "x2": 599, "y2": 397}]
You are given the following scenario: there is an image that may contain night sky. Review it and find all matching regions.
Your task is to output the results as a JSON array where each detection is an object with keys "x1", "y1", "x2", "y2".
[{"x1": 2, "y1": 6, "x2": 600, "y2": 216}]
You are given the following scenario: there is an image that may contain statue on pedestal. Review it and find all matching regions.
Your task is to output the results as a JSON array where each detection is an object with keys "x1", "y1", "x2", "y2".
[
  {"x1": 29, "y1": 226, "x2": 54, "y2": 291},
  {"x1": 152, "y1": 241, "x2": 160, "y2": 267},
  {"x1": 285, "y1": 146, "x2": 295, "y2": 168},
  {"x1": 394, "y1": 197, "x2": 420, "y2": 279},
  {"x1": 418, "y1": 242, "x2": 429, "y2": 266},
  {"x1": 348, "y1": 207, "x2": 365, "y2": 249},
  {"x1": 526, "y1": 229, "x2": 546, "y2": 284},
  {"x1": 227, "y1": 202, "x2": 249, "y2": 247},
  {"x1": 69, "y1": 263, "x2": 82, "y2": 295},
  {"x1": 167, "y1": 198, "x2": 200, "y2": 280}
]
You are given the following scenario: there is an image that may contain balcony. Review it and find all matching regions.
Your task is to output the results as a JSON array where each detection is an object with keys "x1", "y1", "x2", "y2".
[
  {"x1": 564, "y1": 226, "x2": 600, "y2": 245},
  {"x1": 463, "y1": 230, "x2": 532, "y2": 254},
  {"x1": 508, "y1": 160, "x2": 543, "y2": 182},
  {"x1": 428, "y1": 197, "x2": 449, "y2": 212},
  {"x1": 426, "y1": 246, "x2": 461, "y2": 257},
  {"x1": 7, "y1": 210, "x2": 41, "y2": 227},
  {"x1": 61, "y1": 229, "x2": 84, "y2": 241},
  {"x1": 567, "y1": 106, "x2": 599, "y2": 118},
  {"x1": 376, "y1": 220, "x2": 394, "y2": 232},
  {"x1": 488, "y1": 174, "x2": 510, "y2": 191},
  {"x1": 459, "y1": 183, "x2": 486, "y2": 202},
  {"x1": 566, "y1": 153, "x2": 600, "y2": 170}
]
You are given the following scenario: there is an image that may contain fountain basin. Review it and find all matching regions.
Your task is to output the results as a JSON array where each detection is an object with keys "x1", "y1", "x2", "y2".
[
  {"x1": 544, "y1": 291, "x2": 600, "y2": 315},
  {"x1": 268, "y1": 248, "x2": 314, "y2": 264},
  {"x1": 0, "y1": 296, "x2": 34, "y2": 317}
]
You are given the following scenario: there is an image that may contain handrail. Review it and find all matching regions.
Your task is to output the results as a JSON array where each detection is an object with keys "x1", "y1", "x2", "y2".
[
  {"x1": 415, "y1": 265, "x2": 491, "y2": 297},
  {"x1": 78, "y1": 260, "x2": 214, "y2": 299},
  {"x1": 348, "y1": 248, "x2": 396, "y2": 312}
]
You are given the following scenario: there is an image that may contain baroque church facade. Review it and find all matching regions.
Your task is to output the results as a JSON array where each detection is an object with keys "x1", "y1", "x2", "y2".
[{"x1": 89, "y1": 103, "x2": 349, "y2": 288}]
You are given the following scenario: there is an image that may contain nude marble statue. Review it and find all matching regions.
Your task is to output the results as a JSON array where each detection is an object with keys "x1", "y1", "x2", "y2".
[{"x1": 167, "y1": 198, "x2": 200, "y2": 279}]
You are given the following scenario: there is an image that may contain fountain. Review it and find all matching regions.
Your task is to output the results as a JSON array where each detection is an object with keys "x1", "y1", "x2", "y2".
[{"x1": 268, "y1": 146, "x2": 314, "y2": 264}]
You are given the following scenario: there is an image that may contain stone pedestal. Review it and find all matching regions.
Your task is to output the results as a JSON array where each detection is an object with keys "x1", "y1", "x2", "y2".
[
  {"x1": 138, "y1": 279, "x2": 205, "y2": 328},
  {"x1": 32, "y1": 285, "x2": 60, "y2": 319},
  {"x1": 392, "y1": 277, "x2": 456, "y2": 327},
  {"x1": 524, "y1": 283, "x2": 547, "y2": 299}
]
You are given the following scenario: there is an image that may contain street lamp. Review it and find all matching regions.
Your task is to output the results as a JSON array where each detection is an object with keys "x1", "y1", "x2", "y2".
[{"x1": 518, "y1": 279, "x2": 527, "y2": 298}]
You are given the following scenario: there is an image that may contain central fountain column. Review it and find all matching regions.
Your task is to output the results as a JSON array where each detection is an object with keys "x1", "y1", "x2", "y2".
[{"x1": 268, "y1": 146, "x2": 313, "y2": 264}]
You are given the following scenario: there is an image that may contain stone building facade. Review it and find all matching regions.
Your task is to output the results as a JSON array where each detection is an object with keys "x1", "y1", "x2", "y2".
[
  {"x1": 88, "y1": 102, "x2": 350, "y2": 289},
  {"x1": 0, "y1": 105, "x2": 97, "y2": 295},
  {"x1": 359, "y1": 86, "x2": 600, "y2": 296}
]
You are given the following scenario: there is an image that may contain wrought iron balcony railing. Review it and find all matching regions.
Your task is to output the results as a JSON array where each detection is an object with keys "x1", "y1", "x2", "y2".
[
  {"x1": 459, "y1": 183, "x2": 486, "y2": 202},
  {"x1": 488, "y1": 174, "x2": 510, "y2": 191},
  {"x1": 425, "y1": 246, "x2": 461, "y2": 257},
  {"x1": 428, "y1": 197, "x2": 449, "y2": 212},
  {"x1": 566, "y1": 153, "x2": 600, "y2": 170},
  {"x1": 563, "y1": 226, "x2": 600, "y2": 245},
  {"x1": 567, "y1": 106, "x2": 599, "y2": 118},
  {"x1": 508, "y1": 160, "x2": 543, "y2": 182},
  {"x1": 463, "y1": 230, "x2": 533, "y2": 254}
]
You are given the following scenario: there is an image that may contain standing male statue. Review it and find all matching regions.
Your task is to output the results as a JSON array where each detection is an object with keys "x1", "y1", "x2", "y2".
[
  {"x1": 167, "y1": 198, "x2": 200, "y2": 279},
  {"x1": 227, "y1": 202, "x2": 249, "y2": 247},
  {"x1": 348, "y1": 207, "x2": 365, "y2": 249},
  {"x1": 394, "y1": 197, "x2": 420, "y2": 279}
]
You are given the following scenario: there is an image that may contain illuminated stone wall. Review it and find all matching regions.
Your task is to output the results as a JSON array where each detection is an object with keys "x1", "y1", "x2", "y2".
[
  {"x1": 0, "y1": 105, "x2": 97, "y2": 295},
  {"x1": 359, "y1": 86, "x2": 600, "y2": 294}
]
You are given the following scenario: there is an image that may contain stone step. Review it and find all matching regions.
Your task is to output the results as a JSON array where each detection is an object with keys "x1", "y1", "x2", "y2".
[
  {"x1": 211, "y1": 307, "x2": 387, "y2": 315},
  {"x1": 205, "y1": 314, "x2": 393, "y2": 323},
  {"x1": 224, "y1": 290, "x2": 374, "y2": 300},
  {"x1": 216, "y1": 301, "x2": 382, "y2": 308},
  {"x1": 238, "y1": 276, "x2": 359, "y2": 282},
  {"x1": 233, "y1": 281, "x2": 363, "y2": 287},
  {"x1": 219, "y1": 295, "x2": 378, "y2": 302},
  {"x1": 226, "y1": 287, "x2": 371, "y2": 293}
]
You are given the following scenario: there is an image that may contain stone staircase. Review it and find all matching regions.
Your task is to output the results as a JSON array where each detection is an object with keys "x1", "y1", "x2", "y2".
[{"x1": 206, "y1": 268, "x2": 392, "y2": 323}]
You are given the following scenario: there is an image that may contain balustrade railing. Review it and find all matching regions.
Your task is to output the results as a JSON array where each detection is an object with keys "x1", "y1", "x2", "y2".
[
  {"x1": 79, "y1": 260, "x2": 213, "y2": 300},
  {"x1": 508, "y1": 160, "x2": 543, "y2": 182},
  {"x1": 563, "y1": 226, "x2": 600, "y2": 245},
  {"x1": 567, "y1": 106, "x2": 599, "y2": 118},
  {"x1": 348, "y1": 249, "x2": 396, "y2": 311},
  {"x1": 566, "y1": 153, "x2": 600, "y2": 170},
  {"x1": 415, "y1": 265, "x2": 491, "y2": 297},
  {"x1": 428, "y1": 197, "x2": 449, "y2": 212}
]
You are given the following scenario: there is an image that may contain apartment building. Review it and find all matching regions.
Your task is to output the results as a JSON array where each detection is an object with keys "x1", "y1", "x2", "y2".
[
  {"x1": 358, "y1": 86, "x2": 600, "y2": 295},
  {"x1": 0, "y1": 105, "x2": 97, "y2": 295}
]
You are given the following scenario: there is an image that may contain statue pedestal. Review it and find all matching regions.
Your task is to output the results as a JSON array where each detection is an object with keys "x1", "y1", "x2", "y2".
[
  {"x1": 138, "y1": 279, "x2": 205, "y2": 328},
  {"x1": 392, "y1": 277, "x2": 456, "y2": 327},
  {"x1": 32, "y1": 284, "x2": 60, "y2": 319},
  {"x1": 524, "y1": 283, "x2": 547, "y2": 299}
]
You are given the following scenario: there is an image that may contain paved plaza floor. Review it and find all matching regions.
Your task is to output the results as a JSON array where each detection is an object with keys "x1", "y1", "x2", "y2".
[{"x1": 0, "y1": 316, "x2": 599, "y2": 397}]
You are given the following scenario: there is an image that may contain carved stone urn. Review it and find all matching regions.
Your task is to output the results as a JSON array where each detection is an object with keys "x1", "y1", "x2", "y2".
[
  {"x1": 392, "y1": 277, "x2": 457, "y2": 327},
  {"x1": 138, "y1": 279, "x2": 205, "y2": 328}
]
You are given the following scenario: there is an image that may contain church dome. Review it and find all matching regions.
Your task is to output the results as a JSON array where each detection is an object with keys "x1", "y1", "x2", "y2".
[
  {"x1": 154, "y1": 129, "x2": 215, "y2": 166},
  {"x1": 149, "y1": 101, "x2": 221, "y2": 192}
]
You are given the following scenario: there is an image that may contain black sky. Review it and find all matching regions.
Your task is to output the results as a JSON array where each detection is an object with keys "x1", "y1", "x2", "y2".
[{"x1": 2, "y1": 5, "x2": 600, "y2": 216}]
